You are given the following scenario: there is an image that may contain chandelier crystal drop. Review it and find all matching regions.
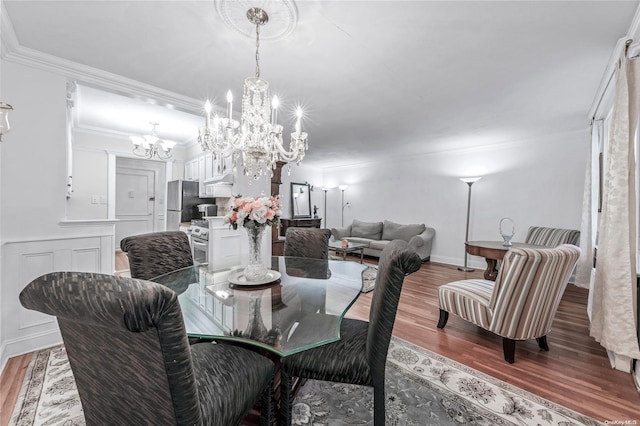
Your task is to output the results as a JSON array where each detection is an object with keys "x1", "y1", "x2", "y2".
[
  {"x1": 198, "y1": 7, "x2": 308, "y2": 181},
  {"x1": 130, "y1": 121, "x2": 176, "y2": 160}
]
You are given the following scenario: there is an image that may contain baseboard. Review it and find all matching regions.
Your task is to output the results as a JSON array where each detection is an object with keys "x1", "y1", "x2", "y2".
[{"x1": 0, "y1": 330, "x2": 62, "y2": 375}]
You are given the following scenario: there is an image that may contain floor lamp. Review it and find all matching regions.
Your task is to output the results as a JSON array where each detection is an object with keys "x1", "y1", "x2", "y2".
[
  {"x1": 338, "y1": 185, "x2": 348, "y2": 227},
  {"x1": 458, "y1": 177, "x2": 481, "y2": 272},
  {"x1": 321, "y1": 187, "x2": 331, "y2": 227}
]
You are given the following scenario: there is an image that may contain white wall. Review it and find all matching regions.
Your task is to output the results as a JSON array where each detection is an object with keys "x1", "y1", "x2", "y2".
[
  {"x1": 1, "y1": 62, "x2": 68, "y2": 241},
  {"x1": 68, "y1": 129, "x2": 187, "y2": 220},
  {"x1": 0, "y1": 61, "x2": 117, "y2": 369},
  {"x1": 309, "y1": 129, "x2": 588, "y2": 268}
]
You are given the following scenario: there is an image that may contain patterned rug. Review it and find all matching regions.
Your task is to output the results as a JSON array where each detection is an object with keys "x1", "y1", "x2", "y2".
[
  {"x1": 9, "y1": 337, "x2": 602, "y2": 426},
  {"x1": 329, "y1": 255, "x2": 377, "y2": 293},
  {"x1": 360, "y1": 265, "x2": 377, "y2": 293}
]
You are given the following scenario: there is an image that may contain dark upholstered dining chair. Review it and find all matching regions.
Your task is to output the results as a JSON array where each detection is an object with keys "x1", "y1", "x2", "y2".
[
  {"x1": 120, "y1": 231, "x2": 193, "y2": 280},
  {"x1": 283, "y1": 227, "x2": 332, "y2": 259},
  {"x1": 20, "y1": 271, "x2": 275, "y2": 426},
  {"x1": 279, "y1": 240, "x2": 422, "y2": 425},
  {"x1": 437, "y1": 244, "x2": 580, "y2": 363}
]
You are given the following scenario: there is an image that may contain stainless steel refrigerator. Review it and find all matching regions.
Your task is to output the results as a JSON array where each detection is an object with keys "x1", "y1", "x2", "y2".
[{"x1": 166, "y1": 180, "x2": 200, "y2": 231}]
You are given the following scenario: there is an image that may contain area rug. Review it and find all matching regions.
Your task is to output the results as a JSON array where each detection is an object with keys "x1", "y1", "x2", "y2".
[
  {"x1": 360, "y1": 265, "x2": 377, "y2": 293},
  {"x1": 9, "y1": 337, "x2": 602, "y2": 426},
  {"x1": 330, "y1": 255, "x2": 377, "y2": 293}
]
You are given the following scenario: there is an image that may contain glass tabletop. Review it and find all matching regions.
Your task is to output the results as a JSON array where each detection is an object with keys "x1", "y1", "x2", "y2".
[{"x1": 151, "y1": 256, "x2": 367, "y2": 357}]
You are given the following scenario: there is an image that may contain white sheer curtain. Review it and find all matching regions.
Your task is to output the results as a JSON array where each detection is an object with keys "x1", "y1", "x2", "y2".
[
  {"x1": 590, "y1": 46, "x2": 640, "y2": 363},
  {"x1": 575, "y1": 121, "x2": 601, "y2": 290}
]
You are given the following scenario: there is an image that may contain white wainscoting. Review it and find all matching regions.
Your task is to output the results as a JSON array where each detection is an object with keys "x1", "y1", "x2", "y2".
[{"x1": 0, "y1": 221, "x2": 115, "y2": 371}]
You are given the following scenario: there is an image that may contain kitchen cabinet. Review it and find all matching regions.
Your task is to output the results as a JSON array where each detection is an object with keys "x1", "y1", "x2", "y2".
[
  {"x1": 203, "y1": 153, "x2": 232, "y2": 182},
  {"x1": 184, "y1": 152, "x2": 234, "y2": 197},
  {"x1": 207, "y1": 217, "x2": 271, "y2": 269},
  {"x1": 184, "y1": 158, "x2": 199, "y2": 181},
  {"x1": 204, "y1": 183, "x2": 233, "y2": 198},
  {"x1": 198, "y1": 156, "x2": 206, "y2": 197},
  {"x1": 204, "y1": 153, "x2": 214, "y2": 181}
]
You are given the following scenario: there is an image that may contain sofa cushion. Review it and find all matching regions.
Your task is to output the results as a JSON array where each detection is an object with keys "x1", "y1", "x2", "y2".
[
  {"x1": 331, "y1": 225, "x2": 352, "y2": 240},
  {"x1": 382, "y1": 220, "x2": 427, "y2": 242},
  {"x1": 351, "y1": 219, "x2": 383, "y2": 240},
  {"x1": 368, "y1": 240, "x2": 391, "y2": 251}
]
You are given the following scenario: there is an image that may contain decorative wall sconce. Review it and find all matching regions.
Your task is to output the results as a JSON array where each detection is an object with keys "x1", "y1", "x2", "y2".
[{"x1": 0, "y1": 103, "x2": 14, "y2": 142}]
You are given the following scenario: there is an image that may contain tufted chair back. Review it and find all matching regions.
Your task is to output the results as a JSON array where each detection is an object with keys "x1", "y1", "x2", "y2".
[
  {"x1": 121, "y1": 231, "x2": 193, "y2": 280},
  {"x1": 19, "y1": 271, "x2": 275, "y2": 426},
  {"x1": 366, "y1": 240, "x2": 422, "y2": 386},
  {"x1": 284, "y1": 227, "x2": 332, "y2": 259}
]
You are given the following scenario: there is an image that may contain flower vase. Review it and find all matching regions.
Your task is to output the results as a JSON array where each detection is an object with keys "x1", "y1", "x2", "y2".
[{"x1": 244, "y1": 221, "x2": 268, "y2": 281}]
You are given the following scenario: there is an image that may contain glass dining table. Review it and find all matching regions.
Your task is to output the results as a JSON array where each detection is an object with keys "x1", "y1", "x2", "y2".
[{"x1": 151, "y1": 256, "x2": 368, "y2": 357}]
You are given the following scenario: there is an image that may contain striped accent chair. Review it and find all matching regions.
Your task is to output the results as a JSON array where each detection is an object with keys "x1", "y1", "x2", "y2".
[
  {"x1": 525, "y1": 226, "x2": 580, "y2": 247},
  {"x1": 19, "y1": 271, "x2": 275, "y2": 426},
  {"x1": 437, "y1": 244, "x2": 580, "y2": 363},
  {"x1": 121, "y1": 231, "x2": 194, "y2": 280},
  {"x1": 280, "y1": 240, "x2": 422, "y2": 425},
  {"x1": 284, "y1": 227, "x2": 332, "y2": 259}
]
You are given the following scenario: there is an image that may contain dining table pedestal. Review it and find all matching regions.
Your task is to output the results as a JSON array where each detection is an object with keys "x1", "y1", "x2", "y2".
[{"x1": 465, "y1": 241, "x2": 545, "y2": 280}]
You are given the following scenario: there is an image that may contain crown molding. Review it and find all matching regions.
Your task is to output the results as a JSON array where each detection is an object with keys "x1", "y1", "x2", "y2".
[
  {"x1": 1, "y1": 2, "x2": 20, "y2": 58},
  {"x1": 588, "y1": 2, "x2": 640, "y2": 120},
  {"x1": 1, "y1": 2, "x2": 203, "y2": 115}
]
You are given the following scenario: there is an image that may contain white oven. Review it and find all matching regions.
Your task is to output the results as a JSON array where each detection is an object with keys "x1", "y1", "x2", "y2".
[
  {"x1": 191, "y1": 236, "x2": 208, "y2": 264},
  {"x1": 187, "y1": 222, "x2": 209, "y2": 264}
]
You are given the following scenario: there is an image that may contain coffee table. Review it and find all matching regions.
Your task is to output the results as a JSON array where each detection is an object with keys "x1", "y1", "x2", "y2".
[{"x1": 328, "y1": 241, "x2": 367, "y2": 263}]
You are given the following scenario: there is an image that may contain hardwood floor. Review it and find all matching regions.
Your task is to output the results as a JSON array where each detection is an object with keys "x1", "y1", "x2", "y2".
[
  {"x1": 1, "y1": 257, "x2": 639, "y2": 425},
  {"x1": 346, "y1": 259, "x2": 640, "y2": 422}
]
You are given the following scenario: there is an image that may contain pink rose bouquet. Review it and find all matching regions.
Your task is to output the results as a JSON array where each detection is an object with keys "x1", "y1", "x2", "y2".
[{"x1": 224, "y1": 195, "x2": 281, "y2": 230}]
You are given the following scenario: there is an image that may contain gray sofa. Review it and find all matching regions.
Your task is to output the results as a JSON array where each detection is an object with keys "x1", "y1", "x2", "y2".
[{"x1": 331, "y1": 219, "x2": 435, "y2": 261}]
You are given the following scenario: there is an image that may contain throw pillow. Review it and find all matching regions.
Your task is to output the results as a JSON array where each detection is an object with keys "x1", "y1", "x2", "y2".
[
  {"x1": 351, "y1": 219, "x2": 384, "y2": 240},
  {"x1": 331, "y1": 225, "x2": 352, "y2": 240},
  {"x1": 382, "y1": 220, "x2": 427, "y2": 242}
]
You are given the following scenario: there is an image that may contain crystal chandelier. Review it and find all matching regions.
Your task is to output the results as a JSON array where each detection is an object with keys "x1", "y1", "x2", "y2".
[
  {"x1": 130, "y1": 121, "x2": 176, "y2": 160},
  {"x1": 198, "y1": 7, "x2": 308, "y2": 181}
]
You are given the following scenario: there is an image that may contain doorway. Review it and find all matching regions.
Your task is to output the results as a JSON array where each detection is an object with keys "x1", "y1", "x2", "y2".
[{"x1": 114, "y1": 157, "x2": 167, "y2": 247}]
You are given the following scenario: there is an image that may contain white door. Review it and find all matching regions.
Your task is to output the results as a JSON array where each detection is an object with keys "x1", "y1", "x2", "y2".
[{"x1": 115, "y1": 167, "x2": 156, "y2": 247}]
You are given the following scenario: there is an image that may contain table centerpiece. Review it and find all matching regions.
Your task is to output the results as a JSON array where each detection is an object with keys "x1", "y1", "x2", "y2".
[{"x1": 224, "y1": 195, "x2": 281, "y2": 281}]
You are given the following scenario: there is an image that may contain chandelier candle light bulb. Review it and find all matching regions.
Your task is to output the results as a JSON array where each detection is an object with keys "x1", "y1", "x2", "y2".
[
  {"x1": 205, "y1": 100, "x2": 212, "y2": 128},
  {"x1": 226, "y1": 90, "x2": 233, "y2": 123},
  {"x1": 271, "y1": 96, "x2": 278, "y2": 125}
]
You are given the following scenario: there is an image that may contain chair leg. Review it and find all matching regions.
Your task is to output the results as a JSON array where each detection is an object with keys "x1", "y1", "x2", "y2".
[
  {"x1": 280, "y1": 369, "x2": 294, "y2": 425},
  {"x1": 259, "y1": 374, "x2": 273, "y2": 426},
  {"x1": 536, "y1": 336, "x2": 549, "y2": 351},
  {"x1": 502, "y1": 338, "x2": 516, "y2": 364},
  {"x1": 373, "y1": 380, "x2": 386, "y2": 426},
  {"x1": 437, "y1": 309, "x2": 449, "y2": 329}
]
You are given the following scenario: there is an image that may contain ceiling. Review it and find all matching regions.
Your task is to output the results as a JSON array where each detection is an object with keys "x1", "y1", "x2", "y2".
[{"x1": 3, "y1": 1, "x2": 638, "y2": 168}]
